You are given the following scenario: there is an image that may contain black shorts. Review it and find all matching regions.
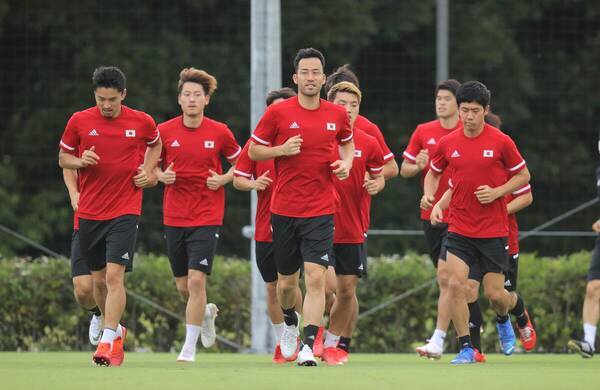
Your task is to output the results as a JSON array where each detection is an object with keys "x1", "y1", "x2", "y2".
[
  {"x1": 332, "y1": 243, "x2": 366, "y2": 278},
  {"x1": 256, "y1": 241, "x2": 277, "y2": 283},
  {"x1": 587, "y1": 235, "x2": 600, "y2": 281},
  {"x1": 446, "y1": 232, "x2": 509, "y2": 276},
  {"x1": 504, "y1": 253, "x2": 519, "y2": 292},
  {"x1": 271, "y1": 213, "x2": 334, "y2": 275},
  {"x1": 70, "y1": 230, "x2": 90, "y2": 278},
  {"x1": 423, "y1": 220, "x2": 448, "y2": 267},
  {"x1": 79, "y1": 215, "x2": 138, "y2": 272},
  {"x1": 165, "y1": 226, "x2": 219, "y2": 277}
]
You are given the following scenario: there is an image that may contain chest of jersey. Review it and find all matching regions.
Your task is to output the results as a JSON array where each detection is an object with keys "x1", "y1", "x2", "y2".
[
  {"x1": 276, "y1": 112, "x2": 340, "y2": 151},
  {"x1": 164, "y1": 129, "x2": 222, "y2": 166}
]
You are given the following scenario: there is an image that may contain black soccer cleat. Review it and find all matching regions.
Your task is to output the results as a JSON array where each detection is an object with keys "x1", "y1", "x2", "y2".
[{"x1": 568, "y1": 339, "x2": 594, "y2": 358}]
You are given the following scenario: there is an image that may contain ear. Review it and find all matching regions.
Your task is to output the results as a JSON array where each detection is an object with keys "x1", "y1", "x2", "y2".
[
  {"x1": 292, "y1": 73, "x2": 298, "y2": 85},
  {"x1": 121, "y1": 89, "x2": 127, "y2": 101},
  {"x1": 205, "y1": 94, "x2": 211, "y2": 106},
  {"x1": 484, "y1": 105, "x2": 490, "y2": 115}
]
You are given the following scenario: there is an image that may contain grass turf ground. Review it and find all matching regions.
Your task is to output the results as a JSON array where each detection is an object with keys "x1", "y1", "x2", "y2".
[{"x1": 1, "y1": 352, "x2": 599, "y2": 390}]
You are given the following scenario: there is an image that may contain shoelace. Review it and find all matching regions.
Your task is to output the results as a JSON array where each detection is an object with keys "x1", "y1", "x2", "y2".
[{"x1": 519, "y1": 326, "x2": 532, "y2": 340}]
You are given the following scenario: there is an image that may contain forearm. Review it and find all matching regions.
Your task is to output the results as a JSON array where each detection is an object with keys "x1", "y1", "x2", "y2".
[
  {"x1": 249, "y1": 142, "x2": 283, "y2": 161},
  {"x1": 400, "y1": 160, "x2": 421, "y2": 178},
  {"x1": 374, "y1": 174, "x2": 385, "y2": 192},
  {"x1": 437, "y1": 189, "x2": 452, "y2": 210},
  {"x1": 496, "y1": 168, "x2": 531, "y2": 198},
  {"x1": 59, "y1": 151, "x2": 84, "y2": 169},
  {"x1": 507, "y1": 192, "x2": 533, "y2": 215},
  {"x1": 233, "y1": 176, "x2": 255, "y2": 191},
  {"x1": 62, "y1": 169, "x2": 79, "y2": 197},
  {"x1": 221, "y1": 165, "x2": 235, "y2": 184},
  {"x1": 383, "y1": 159, "x2": 399, "y2": 180},
  {"x1": 423, "y1": 170, "x2": 441, "y2": 197},
  {"x1": 142, "y1": 141, "x2": 162, "y2": 172}
]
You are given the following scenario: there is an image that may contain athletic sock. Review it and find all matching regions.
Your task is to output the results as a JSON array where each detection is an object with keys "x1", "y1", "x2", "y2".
[
  {"x1": 468, "y1": 301, "x2": 483, "y2": 351},
  {"x1": 584, "y1": 323, "x2": 597, "y2": 350},
  {"x1": 88, "y1": 306, "x2": 101, "y2": 317},
  {"x1": 509, "y1": 295, "x2": 528, "y2": 327},
  {"x1": 183, "y1": 324, "x2": 201, "y2": 350},
  {"x1": 304, "y1": 325, "x2": 319, "y2": 350},
  {"x1": 338, "y1": 336, "x2": 352, "y2": 352},
  {"x1": 116, "y1": 324, "x2": 124, "y2": 338},
  {"x1": 272, "y1": 322, "x2": 285, "y2": 344},
  {"x1": 496, "y1": 313, "x2": 509, "y2": 324},
  {"x1": 100, "y1": 328, "x2": 117, "y2": 347},
  {"x1": 282, "y1": 307, "x2": 298, "y2": 327},
  {"x1": 324, "y1": 330, "x2": 340, "y2": 348},
  {"x1": 431, "y1": 328, "x2": 446, "y2": 350},
  {"x1": 458, "y1": 335, "x2": 472, "y2": 349}
]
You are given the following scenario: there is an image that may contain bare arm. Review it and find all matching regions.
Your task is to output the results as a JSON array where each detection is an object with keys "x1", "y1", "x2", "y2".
[
  {"x1": 134, "y1": 140, "x2": 163, "y2": 188},
  {"x1": 383, "y1": 159, "x2": 399, "y2": 180},
  {"x1": 399, "y1": 149, "x2": 429, "y2": 178},
  {"x1": 421, "y1": 169, "x2": 441, "y2": 209},
  {"x1": 475, "y1": 167, "x2": 531, "y2": 204},
  {"x1": 62, "y1": 168, "x2": 79, "y2": 211},
  {"x1": 331, "y1": 141, "x2": 355, "y2": 180},
  {"x1": 248, "y1": 135, "x2": 303, "y2": 161},
  {"x1": 364, "y1": 172, "x2": 385, "y2": 195},
  {"x1": 233, "y1": 170, "x2": 273, "y2": 192},
  {"x1": 507, "y1": 191, "x2": 533, "y2": 215},
  {"x1": 58, "y1": 147, "x2": 99, "y2": 169}
]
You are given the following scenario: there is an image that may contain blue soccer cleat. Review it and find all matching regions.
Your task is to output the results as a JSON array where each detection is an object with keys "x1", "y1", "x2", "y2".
[
  {"x1": 450, "y1": 347, "x2": 475, "y2": 364},
  {"x1": 496, "y1": 319, "x2": 516, "y2": 355}
]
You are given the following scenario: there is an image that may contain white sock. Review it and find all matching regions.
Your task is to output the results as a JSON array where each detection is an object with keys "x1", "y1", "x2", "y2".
[
  {"x1": 324, "y1": 330, "x2": 340, "y2": 348},
  {"x1": 431, "y1": 329, "x2": 447, "y2": 350},
  {"x1": 296, "y1": 312, "x2": 302, "y2": 328},
  {"x1": 183, "y1": 324, "x2": 202, "y2": 350},
  {"x1": 272, "y1": 322, "x2": 285, "y2": 344},
  {"x1": 100, "y1": 328, "x2": 117, "y2": 346},
  {"x1": 584, "y1": 323, "x2": 597, "y2": 350},
  {"x1": 116, "y1": 324, "x2": 123, "y2": 338}
]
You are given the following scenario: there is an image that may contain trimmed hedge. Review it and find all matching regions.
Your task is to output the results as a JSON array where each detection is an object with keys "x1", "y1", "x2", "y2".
[{"x1": 0, "y1": 251, "x2": 592, "y2": 352}]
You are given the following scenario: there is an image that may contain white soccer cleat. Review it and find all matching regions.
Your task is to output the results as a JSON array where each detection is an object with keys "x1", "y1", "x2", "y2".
[
  {"x1": 177, "y1": 347, "x2": 196, "y2": 362},
  {"x1": 415, "y1": 340, "x2": 443, "y2": 360},
  {"x1": 280, "y1": 323, "x2": 300, "y2": 359},
  {"x1": 88, "y1": 314, "x2": 103, "y2": 346},
  {"x1": 201, "y1": 303, "x2": 218, "y2": 348},
  {"x1": 297, "y1": 344, "x2": 318, "y2": 366}
]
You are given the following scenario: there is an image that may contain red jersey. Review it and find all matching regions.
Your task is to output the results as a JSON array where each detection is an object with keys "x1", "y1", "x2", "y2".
[
  {"x1": 431, "y1": 124, "x2": 527, "y2": 238},
  {"x1": 59, "y1": 105, "x2": 159, "y2": 220},
  {"x1": 159, "y1": 116, "x2": 241, "y2": 227},
  {"x1": 354, "y1": 115, "x2": 394, "y2": 163},
  {"x1": 507, "y1": 184, "x2": 532, "y2": 255},
  {"x1": 403, "y1": 119, "x2": 462, "y2": 221},
  {"x1": 234, "y1": 141, "x2": 275, "y2": 242},
  {"x1": 333, "y1": 129, "x2": 384, "y2": 243},
  {"x1": 251, "y1": 96, "x2": 353, "y2": 218}
]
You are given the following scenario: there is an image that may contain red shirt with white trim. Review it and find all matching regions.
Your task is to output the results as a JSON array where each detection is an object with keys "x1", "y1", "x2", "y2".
[
  {"x1": 159, "y1": 116, "x2": 241, "y2": 227},
  {"x1": 251, "y1": 96, "x2": 353, "y2": 218},
  {"x1": 507, "y1": 184, "x2": 532, "y2": 254},
  {"x1": 403, "y1": 119, "x2": 462, "y2": 221},
  {"x1": 234, "y1": 141, "x2": 275, "y2": 242},
  {"x1": 334, "y1": 128, "x2": 384, "y2": 243},
  {"x1": 355, "y1": 115, "x2": 394, "y2": 164},
  {"x1": 430, "y1": 124, "x2": 527, "y2": 238},
  {"x1": 59, "y1": 105, "x2": 159, "y2": 220}
]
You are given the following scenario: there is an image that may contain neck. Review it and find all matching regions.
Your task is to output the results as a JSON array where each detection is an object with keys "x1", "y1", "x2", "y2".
[
  {"x1": 298, "y1": 93, "x2": 321, "y2": 110},
  {"x1": 439, "y1": 113, "x2": 459, "y2": 130},
  {"x1": 463, "y1": 123, "x2": 485, "y2": 138},
  {"x1": 183, "y1": 113, "x2": 204, "y2": 128}
]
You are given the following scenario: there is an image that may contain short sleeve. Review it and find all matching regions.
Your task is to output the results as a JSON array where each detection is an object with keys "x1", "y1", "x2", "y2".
[
  {"x1": 512, "y1": 184, "x2": 532, "y2": 196},
  {"x1": 502, "y1": 135, "x2": 526, "y2": 174},
  {"x1": 366, "y1": 139, "x2": 385, "y2": 175},
  {"x1": 143, "y1": 114, "x2": 160, "y2": 145},
  {"x1": 429, "y1": 137, "x2": 448, "y2": 174},
  {"x1": 221, "y1": 126, "x2": 242, "y2": 161},
  {"x1": 251, "y1": 106, "x2": 278, "y2": 146},
  {"x1": 365, "y1": 121, "x2": 394, "y2": 162},
  {"x1": 233, "y1": 142, "x2": 255, "y2": 178},
  {"x1": 402, "y1": 125, "x2": 422, "y2": 163},
  {"x1": 336, "y1": 111, "x2": 353, "y2": 145},
  {"x1": 59, "y1": 114, "x2": 80, "y2": 154}
]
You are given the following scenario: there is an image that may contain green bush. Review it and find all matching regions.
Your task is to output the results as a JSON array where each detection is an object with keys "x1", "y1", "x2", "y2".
[{"x1": 0, "y1": 251, "x2": 593, "y2": 352}]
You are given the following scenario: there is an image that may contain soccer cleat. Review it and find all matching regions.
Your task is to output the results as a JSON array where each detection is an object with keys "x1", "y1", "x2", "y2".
[
  {"x1": 321, "y1": 347, "x2": 343, "y2": 365},
  {"x1": 496, "y1": 319, "x2": 516, "y2": 355},
  {"x1": 473, "y1": 348, "x2": 487, "y2": 363},
  {"x1": 415, "y1": 340, "x2": 443, "y2": 360},
  {"x1": 272, "y1": 344, "x2": 287, "y2": 364},
  {"x1": 568, "y1": 339, "x2": 594, "y2": 359},
  {"x1": 297, "y1": 344, "x2": 318, "y2": 366},
  {"x1": 313, "y1": 326, "x2": 325, "y2": 357},
  {"x1": 92, "y1": 342, "x2": 112, "y2": 366},
  {"x1": 200, "y1": 303, "x2": 219, "y2": 348},
  {"x1": 517, "y1": 310, "x2": 537, "y2": 352},
  {"x1": 280, "y1": 321, "x2": 300, "y2": 359},
  {"x1": 89, "y1": 315, "x2": 103, "y2": 346},
  {"x1": 177, "y1": 347, "x2": 196, "y2": 362},
  {"x1": 450, "y1": 347, "x2": 476, "y2": 364},
  {"x1": 110, "y1": 326, "x2": 127, "y2": 366},
  {"x1": 335, "y1": 348, "x2": 349, "y2": 363}
]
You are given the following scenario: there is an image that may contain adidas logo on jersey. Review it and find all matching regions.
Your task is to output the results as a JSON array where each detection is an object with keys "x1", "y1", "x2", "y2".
[
  {"x1": 289, "y1": 122, "x2": 300, "y2": 129},
  {"x1": 89, "y1": 129, "x2": 99, "y2": 136},
  {"x1": 451, "y1": 150, "x2": 461, "y2": 158},
  {"x1": 320, "y1": 254, "x2": 329, "y2": 262},
  {"x1": 171, "y1": 140, "x2": 181, "y2": 147},
  {"x1": 199, "y1": 258, "x2": 209, "y2": 266},
  {"x1": 427, "y1": 137, "x2": 436, "y2": 145}
]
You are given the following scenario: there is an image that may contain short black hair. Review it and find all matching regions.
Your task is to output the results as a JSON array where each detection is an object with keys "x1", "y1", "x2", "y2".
[
  {"x1": 324, "y1": 64, "x2": 359, "y2": 95},
  {"x1": 485, "y1": 112, "x2": 502, "y2": 128},
  {"x1": 92, "y1": 66, "x2": 126, "y2": 92},
  {"x1": 265, "y1": 87, "x2": 296, "y2": 106},
  {"x1": 435, "y1": 79, "x2": 461, "y2": 98},
  {"x1": 456, "y1": 81, "x2": 491, "y2": 108},
  {"x1": 293, "y1": 48, "x2": 325, "y2": 73}
]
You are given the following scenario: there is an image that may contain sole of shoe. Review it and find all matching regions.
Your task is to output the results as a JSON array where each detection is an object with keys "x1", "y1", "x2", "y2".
[
  {"x1": 416, "y1": 348, "x2": 442, "y2": 360},
  {"x1": 93, "y1": 355, "x2": 111, "y2": 366},
  {"x1": 568, "y1": 340, "x2": 593, "y2": 359},
  {"x1": 298, "y1": 360, "x2": 318, "y2": 366}
]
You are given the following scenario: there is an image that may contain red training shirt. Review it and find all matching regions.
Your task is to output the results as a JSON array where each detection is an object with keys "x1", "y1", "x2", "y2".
[
  {"x1": 354, "y1": 115, "x2": 394, "y2": 164},
  {"x1": 507, "y1": 184, "x2": 532, "y2": 255}
]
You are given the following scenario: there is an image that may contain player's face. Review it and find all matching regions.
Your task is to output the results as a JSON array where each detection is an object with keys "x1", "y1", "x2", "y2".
[
  {"x1": 293, "y1": 58, "x2": 325, "y2": 97},
  {"x1": 178, "y1": 82, "x2": 210, "y2": 117},
  {"x1": 94, "y1": 87, "x2": 126, "y2": 118},
  {"x1": 459, "y1": 102, "x2": 489, "y2": 133},
  {"x1": 435, "y1": 89, "x2": 457, "y2": 119},
  {"x1": 333, "y1": 91, "x2": 360, "y2": 127}
]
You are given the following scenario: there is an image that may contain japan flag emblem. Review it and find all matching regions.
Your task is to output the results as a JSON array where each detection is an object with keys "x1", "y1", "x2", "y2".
[
  {"x1": 205, "y1": 140, "x2": 215, "y2": 149},
  {"x1": 326, "y1": 122, "x2": 336, "y2": 131},
  {"x1": 125, "y1": 129, "x2": 136, "y2": 137},
  {"x1": 483, "y1": 150, "x2": 494, "y2": 158}
]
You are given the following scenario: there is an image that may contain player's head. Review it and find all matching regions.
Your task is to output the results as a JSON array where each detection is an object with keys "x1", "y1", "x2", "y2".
[
  {"x1": 177, "y1": 67, "x2": 217, "y2": 117},
  {"x1": 292, "y1": 48, "x2": 326, "y2": 98},
  {"x1": 485, "y1": 112, "x2": 502, "y2": 128},
  {"x1": 434, "y1": 79, "x2": 460, "y2": 120},
  {"x1": 327, "y1": 81, "x2": 361, "y2": 127},
  {"x1": 456, "y1": 81, "x2": 491, "y2": 133},
  {"x1": 265, "y1": 87, "x2": 296, "y2": 106},
  {"x1": 324, "y1": 64, "x2": 359, "y2": 96},
  {"x1": 92, "y1": 66, "x2": 127, "y2": 118}
]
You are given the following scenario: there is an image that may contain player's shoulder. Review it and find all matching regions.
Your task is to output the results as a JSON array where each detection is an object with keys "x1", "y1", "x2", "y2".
[
  {"x1": 485, "y1": 123, "x2": 513, "y2": 142},
  {"x1": 354, "y1": 127, "x2": 377, "y2": 144},
  {"x1": 356, "y1": 115, "x2": 379, "y2": 131},
  {"x1": 70, "y1": 106, "x2": 97, "y2": 121},
  {"x1": 320, "y1": 99, "x2": 347, "y2": 115},
  {"x1": 157, "y1": 115, "x2": 182, "y2": 132},
  {"x1": 121, "y1": 105, "x2": 156, "y2": 128},
  {"x1": 203, "y1": 116, "x2": 234, "y2": 136},
  {"x1": 416, "y1": 119, "x2": 441, "y2": 132}
]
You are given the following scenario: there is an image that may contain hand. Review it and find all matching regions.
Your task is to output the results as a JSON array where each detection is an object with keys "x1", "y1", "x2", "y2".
[
  {"x1": 207, "y1": 169, "x2": 227, "y2": 191},
  {"x1": 159, "y1": 162, "x2": 176, "y2": 185},
  {"x1": 420, "y1": 194, "x2": 435, "y2": 210},
  {"x1": 70, "y1": 192, "x2": 80, "y2": 212},
  {"x1": 253, "y1": 170, "x2": 273, "y2": 191},
  {"x1": 279, "y1": 135, "x2": 303, "y2": 156},
  {"x1": 474, "y1": 185, "x2": 500, "y2": 204},
  {"x1": 593, "y1": 219, "x2": 600, "y2": 233},
  {"x1": 363, "y1": 177, "x2": 380, "y2": 195},
  {"x1": 415, "y1": 149, "x2": 429, "y2": 170},
  {"x1": 430, "y1": 203, "x2": 444, "y2": 225},
  {"x1": 80, "y1": 146, "x2": 99, "y2": 167},
  {"x1": 331, "y1": 159, "x2": 352, "y2": 180},
  {"x1": 133, "y1": 165, "x2": 152, "y2": 188}
]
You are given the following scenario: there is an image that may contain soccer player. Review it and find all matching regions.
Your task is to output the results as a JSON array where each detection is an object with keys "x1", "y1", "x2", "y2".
[
  {"x1": 154, "y1": 68, "x2": 241, "y2": 362},
  {"x1": 321, "y1": 81, "x2": 385, "y2": 366},
  {"x1": 63, "y1": 168, "x2": 102, "y2": 345},
  {"x1": 58, "y1": 66, "x2": 162, "y2": 366},
  {"x1": 422, "y1": 81, "x2": 531, "y2": 364},
  {"x1": 233, "y1": 87, "x2": 304, "y2": 363},
  {"x1": 401, "y1": 79, "x2": 462, "y2": 359},
  {"x1": 249, "y1": 48, "x2": 354, "y2": 366}
]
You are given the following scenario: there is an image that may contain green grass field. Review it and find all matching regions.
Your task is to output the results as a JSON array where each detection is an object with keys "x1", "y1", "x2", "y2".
[{"x1": 1, "y1": 352, "x2": 598, "y2": 390}]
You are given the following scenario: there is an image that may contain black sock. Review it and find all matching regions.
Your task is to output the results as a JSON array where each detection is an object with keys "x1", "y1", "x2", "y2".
[
  {"x1": 496, "y1": 313, "x2": 509, "y2": 324},
  {"x1": 282, "y1": 307, "x2": 298, "y2": 327},
  {"x1": 88, "y1": 306, "x2": 101, "y2": 317},
  {"x1": 338, "y1": 337, "x2": 351, "y2": 352},
  {"x1": 468, "y1": 301, "x2": 483, "y2": 352},
  {"x1": 304, "y1": 325, "x2": 319, "y2": 349},
  {"x1": 509, "y1": 295, "x2": 529, "y2": 328},
  {"x1": 458, "y1": 335, "x2": 472, "y2": 349}
]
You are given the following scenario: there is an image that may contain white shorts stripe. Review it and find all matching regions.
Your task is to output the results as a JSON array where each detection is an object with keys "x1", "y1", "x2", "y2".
[
  {"x1": 233, "y1": 169, "x2": 252, "y2": 178},
  {"x1": 509, "y1": 160, "x2": 526, "y2": 172},
  {"x1": 251, "y1": 134, "x2": 270, "y2": 145},
  {"x1": 226, "y1": 146, "x2": 242, "y2": 160},
  {"x1": 402, "y1": 151, "x2": 416, "y2": 162},
  {"x1": 60, "y1": 140, "x2": 75, "y2": 151}
]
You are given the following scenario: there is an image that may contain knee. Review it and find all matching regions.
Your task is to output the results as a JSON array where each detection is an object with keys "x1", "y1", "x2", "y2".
[
  {"x1": 484, "y1": 288, "x2": 504, "y2": 305},
  {"x1": 187, "y1": 273, "x2": 206, "y2": 294},
  {"x1": 73, "y1": 278, "x2": 93, "y2": 302},
  {"x1": 304, "y1": 268, "x2": 325, "y2": 291},
  {"x1": 448, "y1": 277, "x2": 464, "y2": 297},
  {"x1": 466, "y1": 284, "x2": 479, "y2": 303},
  {"x1": 176, "y1": 282, "x2": 189, "y2": 298},
  {"x1": 266, "y1": 282, "x2": 278, "y2": 302},
  {"x1": 586, "y1": 282, "x2": 600, "y2": 300},
  {"x1": 437, "y1": 267, "x2": 450, "y2": 289},
  {"x1": 92, "y1": 275, "x2": 107, "y2": 291},
  {"x1": 336, "y1": 284, "x2": 355, "y2": 301}
]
